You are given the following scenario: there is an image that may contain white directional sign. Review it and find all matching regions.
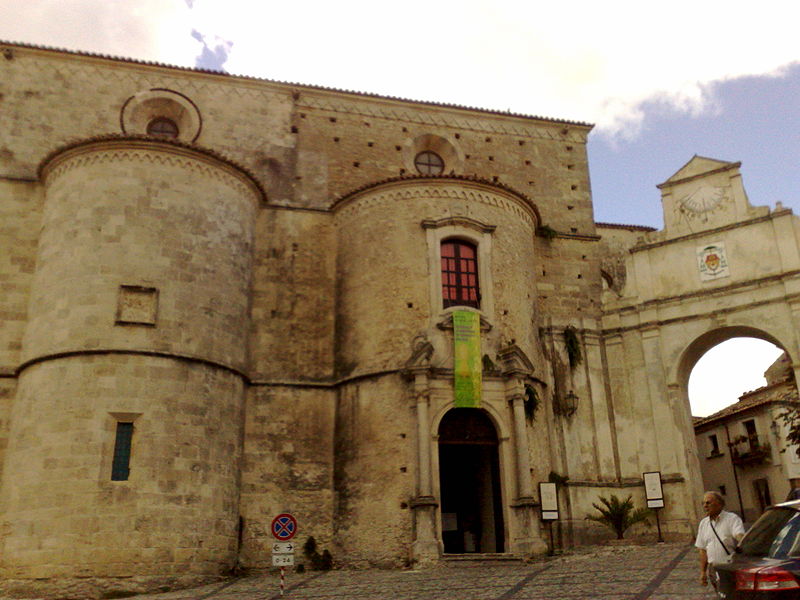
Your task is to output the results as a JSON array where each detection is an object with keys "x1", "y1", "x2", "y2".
[
  {"x1": 272, "y1": 542, "x2": 295, "y2": 554},
  {"x1": 272, "y1": 554, "x2": 295, "y2": 566}
]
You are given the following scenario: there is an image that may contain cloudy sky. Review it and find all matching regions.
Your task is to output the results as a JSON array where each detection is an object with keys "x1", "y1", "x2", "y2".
[{"x1": 1, "y1": 0, "x2": 797, "y2": 416}]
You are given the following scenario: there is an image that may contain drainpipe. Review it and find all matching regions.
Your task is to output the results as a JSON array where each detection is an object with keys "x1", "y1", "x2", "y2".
[{"x1": 725, "y1": 423, "x2": 746, "y2": 521}]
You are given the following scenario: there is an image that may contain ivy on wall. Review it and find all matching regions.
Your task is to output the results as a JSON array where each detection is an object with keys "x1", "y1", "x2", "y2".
[
  {"x1": 537, "y1": 224, "x2": 558, "y2": 240},
  {"x1": 564, "y1": 326, "x2": 581, "y2": 369},
  {"x1": 524, "y1": 383, "x2": 539, "y2": 420}
]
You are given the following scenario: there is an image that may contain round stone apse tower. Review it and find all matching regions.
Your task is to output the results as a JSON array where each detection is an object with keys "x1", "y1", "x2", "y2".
[
  {"x1": 0, "y1": 137, "x2": 262, "y2": 596},
  {"x1": 331, "y1": 176, "x2": 547, "y2": 565}
]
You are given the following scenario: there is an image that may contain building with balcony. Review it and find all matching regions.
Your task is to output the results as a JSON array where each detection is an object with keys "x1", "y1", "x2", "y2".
[{"x1": 694, "y1": 353, "x2": 800, "y2": 524}]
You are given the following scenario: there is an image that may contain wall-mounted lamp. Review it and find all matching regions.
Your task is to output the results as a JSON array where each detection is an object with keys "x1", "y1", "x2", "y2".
[{"x1": 556, "y1": 390, "x2": 579, "y2": 418}]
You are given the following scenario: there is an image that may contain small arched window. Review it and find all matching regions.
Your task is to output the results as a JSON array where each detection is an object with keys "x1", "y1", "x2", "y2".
[
  {"x1": 441, "y1": 240, "x2": 480, "y2": 309},
  {"x1": 146, "y1": 117, "x2": 179, "y2": 139}
]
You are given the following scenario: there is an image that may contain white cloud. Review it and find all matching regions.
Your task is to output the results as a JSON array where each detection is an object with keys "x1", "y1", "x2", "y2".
[
  {"x1": 0, "y1": 0, "x2": 200, "y2": 66},
  {"x1": 0, "y1": 0, "x2": 798, "y2": 135}
]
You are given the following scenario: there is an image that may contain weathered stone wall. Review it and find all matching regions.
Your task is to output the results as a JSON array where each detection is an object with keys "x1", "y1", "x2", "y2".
[
  {"x1": 0, "y1": 137, "x2": 259, "y2": 593},
  {"x1": 292, "y1": 94, "x2": 593, "y2": 224},
  {"x1": 0, "y1": 378, "x2": 14, "y2": 486},
  {"x1": 1, "y1": 356, "x2": 244, "y2": 597},
  {"x1": 334, "y1": 179, "x2": 542, "y2": 377},
  {"x1": 0, "y1": 179, "x2": 41, "y2": 482},
  {"x1": 240, "y1": 385, "x2": 336, "y2": 571},
  {"x1": 333, "y1": 376, "x2": 416, "y2": 567},
  {"x1": 250, "y1": 208, "x2": 336, "y2": 382},
  {"x1": 26, "y1": 139, "x2": 259, "y2": 371},
  {"x1": 0, "y1": 180, "x2": 40, "y2": 368}
]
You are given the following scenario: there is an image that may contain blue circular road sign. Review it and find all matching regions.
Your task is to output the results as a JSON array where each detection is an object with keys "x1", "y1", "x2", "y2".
[{"x1": 271, "y1": 513, "x2": 298, "y2": 541}]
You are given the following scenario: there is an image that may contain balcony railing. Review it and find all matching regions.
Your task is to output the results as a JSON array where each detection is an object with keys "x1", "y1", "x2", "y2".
[{"x1": 730, "y1": 435, "x2": 771, "y2": 467}]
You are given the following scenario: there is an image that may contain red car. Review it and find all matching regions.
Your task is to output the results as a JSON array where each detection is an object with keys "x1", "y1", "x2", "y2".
[{"x1": 713, "y1": 500, "x2": 800, "y2": 598}]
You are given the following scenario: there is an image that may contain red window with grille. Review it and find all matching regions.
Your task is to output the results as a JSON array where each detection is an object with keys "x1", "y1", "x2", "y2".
[{"x1": 441, "y1": 240, "x2": 480, "y2": 309}]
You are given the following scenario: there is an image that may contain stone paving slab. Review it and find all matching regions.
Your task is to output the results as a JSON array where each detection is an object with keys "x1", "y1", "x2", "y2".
[
  {"x1": 0, "y1": 543, "x2": 722, "y2": 600},
  {"x1": 132, "y1": 543, "x2": 718, "y2": 600}
]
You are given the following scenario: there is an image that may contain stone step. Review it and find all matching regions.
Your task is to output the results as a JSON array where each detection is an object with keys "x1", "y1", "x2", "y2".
[{"x1": 442, "y1": 553, "x2": 524, "y2": 563}]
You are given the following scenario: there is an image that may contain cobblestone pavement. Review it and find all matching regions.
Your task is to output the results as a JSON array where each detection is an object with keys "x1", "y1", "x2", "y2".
[{"x1": 118, "y1": 543, "x2": 718, "y2": 600}]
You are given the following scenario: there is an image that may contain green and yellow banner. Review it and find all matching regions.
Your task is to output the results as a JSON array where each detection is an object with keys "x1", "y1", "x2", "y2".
[{"x1": 453, "y1": 310, "x2": 482, "y2": 407}]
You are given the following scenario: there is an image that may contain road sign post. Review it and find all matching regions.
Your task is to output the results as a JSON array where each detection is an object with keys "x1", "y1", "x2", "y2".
[{"x1": 271, "y1": 514, "x2": 298, "y2": 596}]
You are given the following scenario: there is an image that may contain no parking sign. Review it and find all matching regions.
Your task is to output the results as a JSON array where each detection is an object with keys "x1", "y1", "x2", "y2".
[
  {"x1": 271, "y1": 513, "x2": 298, "y2": 596},
  {"x1": 271, "y1": 513, "x2": 298, "y2": 541}
]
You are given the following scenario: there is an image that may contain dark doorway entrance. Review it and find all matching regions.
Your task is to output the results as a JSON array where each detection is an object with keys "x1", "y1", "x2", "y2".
[{"x1": 438, "y1": 408, "x2": 505, "y2": 553}]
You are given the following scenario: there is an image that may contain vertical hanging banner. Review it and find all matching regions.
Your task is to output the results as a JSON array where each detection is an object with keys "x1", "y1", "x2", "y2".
[{"x1": 453, "y1": 310, "x2": 482, "y2": 407}]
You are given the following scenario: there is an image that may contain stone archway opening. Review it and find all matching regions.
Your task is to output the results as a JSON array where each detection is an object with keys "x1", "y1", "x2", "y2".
[
  {"x1": 688, "y1": 337, "x2": 786, "y2": 418},
  {"x1": 676, "y1": 326, "x2": 790, "y2": 415},
  {"x1": 682, "y1": 328, "x2": 793, "y2": 523},
  {"x1": 438, "y1": 408, "x2": 505, "y2": 554}
]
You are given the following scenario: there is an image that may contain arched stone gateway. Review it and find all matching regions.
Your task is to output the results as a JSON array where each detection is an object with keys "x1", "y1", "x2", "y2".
[{"x1": 599, "y1": 156, "x2": 800, "y2": 535}]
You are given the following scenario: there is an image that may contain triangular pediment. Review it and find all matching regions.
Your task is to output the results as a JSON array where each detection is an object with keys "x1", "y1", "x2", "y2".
[
  {"x1": 657, "y1": 155, "x2": 766, "y2": 239},
  {"x1": 659, "y1": 155, "x2": 740, "y2": 188}
]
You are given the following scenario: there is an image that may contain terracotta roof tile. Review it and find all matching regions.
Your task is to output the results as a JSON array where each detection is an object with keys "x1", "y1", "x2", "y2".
[
  {"x1": 596, "y1": 222, "x2": 657, "y2": 232},
  {"x1": 693, "y1": 385, "x2": 799, "y2": 429}
]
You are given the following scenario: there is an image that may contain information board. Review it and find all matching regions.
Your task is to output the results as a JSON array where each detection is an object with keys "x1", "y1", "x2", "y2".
[
  {"x1": 539, "y1": 482, "x2": 559, "y2": 520},
  {"x1": 643, "y1": 471, "x2": 665, "y2": 509}
]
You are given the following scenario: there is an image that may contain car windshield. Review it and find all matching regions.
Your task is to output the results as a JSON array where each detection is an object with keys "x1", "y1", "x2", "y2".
[{"x1": 740, "y1": 508, "x2": 800, "y2": 558}]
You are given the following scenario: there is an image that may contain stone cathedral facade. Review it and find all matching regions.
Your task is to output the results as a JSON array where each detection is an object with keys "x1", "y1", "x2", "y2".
[{"x1": 2, "y1": 42, "x2": 800, "y2": 598}]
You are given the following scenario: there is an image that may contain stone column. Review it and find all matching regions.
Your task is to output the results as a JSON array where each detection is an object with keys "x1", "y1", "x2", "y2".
[
  {"x1": 408, "y1": 368, "x2": 440, "y2": 562},
  {"x1": 510, "y1": 391, "x2": 535, "y2": 501},
  {"x1": 506, "y1": 374, "x2": 546, "y2": 555}
]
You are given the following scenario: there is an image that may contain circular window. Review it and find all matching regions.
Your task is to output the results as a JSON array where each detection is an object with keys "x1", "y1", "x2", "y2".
[
  {"x1": 146, "y1": 117, "x2": 180, "y2": 139},
  {"x1": 414, "y1": 151, "x2": 445, "y2": 175}
]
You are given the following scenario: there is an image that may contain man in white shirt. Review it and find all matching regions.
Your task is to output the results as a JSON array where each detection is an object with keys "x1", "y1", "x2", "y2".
[{"x1": 695, "y1": 491, "x2": 745, "y2": 588}]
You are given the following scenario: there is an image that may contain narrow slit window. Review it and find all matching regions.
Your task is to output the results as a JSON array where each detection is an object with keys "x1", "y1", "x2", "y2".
[
  {"x1": 709, "y1": 434, "x2": 720, "y2": 455},
  {"x1": 111, "y1": 422, "x2": 134, "y2": 481},
  {"x1": 441, "y1": 240, "x2": 480, "y2": 309}
]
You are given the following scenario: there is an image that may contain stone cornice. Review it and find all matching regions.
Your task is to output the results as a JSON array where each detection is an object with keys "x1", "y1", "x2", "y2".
[
  {"x1": 566, "y1": 474, "x2": 684, "y2": 488},
  {"x1": 421, "y1": 216, "x2": 496, "y2": 234},
  {"x1": 332, "y1": 175, "x2": 540, "y2": 226},
  {"x1": 37, "y1": 135, "x2": 266, "y2": 204},
  {"x1": 546, "y1": 231, "x2": 602, "y2": 242},
  {"x1": 602, "y1": 284, "x2": 800, "y2": 337},
  {"x1": 603, "y1": 269, "x2": 800, "y2": 324},
  {"x1": 0, "y1": 175, "x2": 37, "y2": 183},
  {"x1": 16, "y1": 349, "x2": 248, "y2": 381},
  {"x1": 629, "y1": 209, "x2": 792, "y2": 253},
  {"x1": 656, "y1": 162, "x2": 742, "y2": 189}
]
